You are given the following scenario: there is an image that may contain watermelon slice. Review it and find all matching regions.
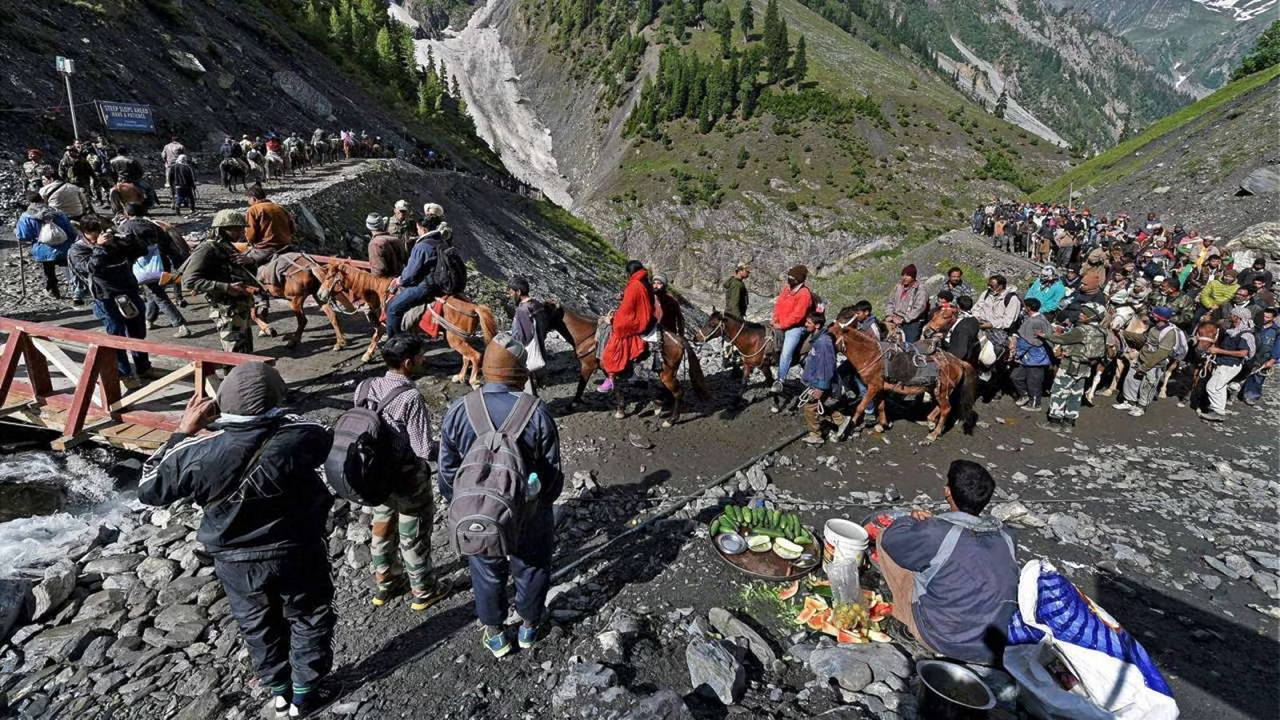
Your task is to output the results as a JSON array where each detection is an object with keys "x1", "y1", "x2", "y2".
[
  {"x1": 795, "y1": 607, "x2": 817, "y2": 625},
  {"x1": 778, "y1": 581, "x2": 800, "y2": 601},
  {"x1": 807, "y1": 609, "x2": 832, "y2": 631},
  {"x1": 869, "y1": 602, "x2": 893, "y2": 622},
  {"x1": 803, "y1": 595, "x2": 829, "y2": 612},
  {"x1": 868, "y1": 630, "x2": 892, "y2": 643}
]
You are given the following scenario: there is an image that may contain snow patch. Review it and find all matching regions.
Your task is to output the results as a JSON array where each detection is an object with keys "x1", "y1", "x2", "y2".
[{"x1": 1191, "y1": 0, "x2": 1277, "y2": 22}]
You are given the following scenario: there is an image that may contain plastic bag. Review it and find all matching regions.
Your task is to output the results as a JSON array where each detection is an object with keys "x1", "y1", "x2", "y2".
[
  {"x1": 525, "y1": 337, "x2": 546, "y2": 372},
  {"x1": 133, "y1": 245, "x2": 165, "y2": 285},
  {"x1": 1004, "y1": 560, "x2": 1179, "y2": 720}
]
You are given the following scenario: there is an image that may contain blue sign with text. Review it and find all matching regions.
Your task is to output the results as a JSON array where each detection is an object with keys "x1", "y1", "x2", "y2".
[{"x1": 97, "y1": 101, "x2": 154, "y2": 132}]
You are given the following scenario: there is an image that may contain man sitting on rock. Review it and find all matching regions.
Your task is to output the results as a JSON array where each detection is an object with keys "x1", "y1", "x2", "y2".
[{"x1": 876, "y1": 459, "x2": 1018, "y2": 665}]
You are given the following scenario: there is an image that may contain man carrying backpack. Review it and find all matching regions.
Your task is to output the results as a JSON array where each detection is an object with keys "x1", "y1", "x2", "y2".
[
  {"x1": 385, "y1": 203, "x2": 457, "y2": 337},
  {"x1": 438, "y1": 333, "x2": 563, "y2": 658},
  {"x1": 352, "y1": 335, "x2": 451, "y2": 610},
  {"x1": 1115, "y1": 306, "x2": 1184, "y2": 418},
  {"x1": 1041, "y1": 303, "x2": 1107, "y2": 428},
  {"x1": 14, "y1": 191, "x2": 81, "y2": 303}
]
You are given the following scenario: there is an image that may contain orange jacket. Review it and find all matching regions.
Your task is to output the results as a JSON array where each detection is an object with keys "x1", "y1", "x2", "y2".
[
  {"x1": 772, "y1": 283, "x2": 813, "y2": 329},
  {"x1": 602, "y1": 270, "x2": 654, "y2": 374},
  {"x1": 245, "y1": 201, "x2": 296, "y2": 253}
]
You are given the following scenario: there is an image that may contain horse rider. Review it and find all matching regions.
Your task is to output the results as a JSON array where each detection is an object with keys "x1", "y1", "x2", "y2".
[
  {"x1": 22, "y1": 149, "x2": 47, "y2": 192},
  {"x1": 772, "y1": 265, "x2": 816, "y2": 394},
  {"x1": 243, "y1": 184, "x2": 296, "y2": 265},
  {"x1": 109, "y1": 146, "x2": 157, "y2": 207},
  {"x1": 1041, "y1": 303, "x2": 1107, "y2": 429},
  {"x1": 366, "y1": 213, "x2": 409, "y2": 279},
  {"x1": 651, "y1": 274, "x2": 685, "y2": 336},
  {"x1": 597, "y1": 260, "x2": 655, "y2": 394},
  {"x1": 387, "y1": 200, "x2": 416, "y2": 245},
  {"x1": 183, "y1": 210, "x2": 258, "y2": 354},
  {"x1": 312, "y1": 128, "x2": 325, "y2": 145},
  {"x1": 885, "y1": 264, "x2": 928, "y2": 343},
  {"x1": 220, "y1": 136, "x2": 242, "y2": 160},
  {"x1": 973, "y1": 274, "x2": 1022, "y2": 369},
  {"x1": 723, "y1": 262, "x2": 750, "y2": 321},
  {"x1": 385, "y1": 204, "x2": 450, "y2": 338}
]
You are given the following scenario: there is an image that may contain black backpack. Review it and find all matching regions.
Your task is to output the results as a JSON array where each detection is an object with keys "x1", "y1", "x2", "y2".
[
  {"x1": 431, "y1": 238, "x2": 467, "y2": 296},
  {"x1": 324, "y1": 383, "x2": 416, "y2": 506}
]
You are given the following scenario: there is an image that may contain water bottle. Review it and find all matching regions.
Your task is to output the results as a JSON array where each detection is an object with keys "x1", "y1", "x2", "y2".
[{"x1": 527, "y1": 472, "x2": 541, "y2": 499}]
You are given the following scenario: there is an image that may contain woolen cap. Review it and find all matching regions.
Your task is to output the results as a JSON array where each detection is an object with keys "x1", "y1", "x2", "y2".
[
  {"x1": 482, "y1": 332, "x2": 529, "y2": 388},
  {"x1": 901, "y1": 264, "x2": 917, "y2": 278},
  {"x1": 787, "y1": 265, "x2": 809, "y2": 283},
  {"x1": 1150, "y1": 307, "x2": 1174, "y2": 321},
  {"x1": 394, "y1": 199, "x2": 411, "y2": 211}
]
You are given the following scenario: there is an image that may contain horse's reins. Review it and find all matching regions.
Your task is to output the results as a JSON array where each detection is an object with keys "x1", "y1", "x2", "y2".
[{"x1": 699, "y1": 318, "x2": 773, "y2": 360}]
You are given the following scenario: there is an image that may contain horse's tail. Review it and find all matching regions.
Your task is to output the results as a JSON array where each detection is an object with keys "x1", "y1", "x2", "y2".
[
  {"x1": 959, "y1": 360, "x2": 978, "y2": 435},
  {"x1": 476, "y1": 305, "x2": 498, "y2": 344},
  {"x1": 683, "y1": 338, "x2": 711, "y2": 399}
]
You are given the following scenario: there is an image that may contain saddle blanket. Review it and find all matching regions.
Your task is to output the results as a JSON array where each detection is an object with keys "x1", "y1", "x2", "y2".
[
  {"x1": 880, "y1": 342, "x2": 940, "y2": 386},
  {"x1": 256, "y1": 252, "x2": 309, "y2": 288},
  {"x1": 417, "y1": 299, "x2": 446, "y2": 338}
]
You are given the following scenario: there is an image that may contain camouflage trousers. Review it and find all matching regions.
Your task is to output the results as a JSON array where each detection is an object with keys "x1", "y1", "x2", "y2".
[
  {"x1": 1047, "y1": 369, "x2": 1088, "y2": 421},
  {"x1": 209, "y1": 300, "x2": 253, "y2": 354},
  {"x1": 371, "y1": 465, "x2": 435, "y2": 594}
]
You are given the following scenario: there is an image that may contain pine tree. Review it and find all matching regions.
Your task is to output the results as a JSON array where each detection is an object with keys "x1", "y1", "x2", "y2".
[
  {"x1": 328, "y1": 6, "x2": 347, "y2": 50},
  {"x1": 375, "y1": 26, "x2": 396, "y2": 74},
  {"x1": 762, "y1": 0, "x2": 789, "y2": 83},
  {"x1": 791, "y1": 34, "x2": 807, "y2": 86},
  {"x1": 739, "y1": 0, "x2": 754, "y2": 41},
  {"x1": 994, "y1": 89, "x2": 1007, "y2": 119}
]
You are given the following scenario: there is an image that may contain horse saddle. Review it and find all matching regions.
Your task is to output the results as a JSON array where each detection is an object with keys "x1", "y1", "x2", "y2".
[
  {"x1": 256, "y1": 252, "x2": 311, "y2": 287},
  {"x1": 881, "y1": 342, "x2": 939, "y2": 386}
]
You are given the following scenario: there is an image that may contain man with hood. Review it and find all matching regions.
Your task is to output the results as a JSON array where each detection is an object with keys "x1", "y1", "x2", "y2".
[
  {"x1": 1200, "y1": 307, "x2": 1256, "y2": 422},
  {"x1": 771, "y1": 264, "x2": 816, "y2": 392},
  {"x1": 877, "y1": 460, "x2": 1018, "y2": 664},
  {"x1": 141, "y1": 362, "x2": 336, "y2": 718}
]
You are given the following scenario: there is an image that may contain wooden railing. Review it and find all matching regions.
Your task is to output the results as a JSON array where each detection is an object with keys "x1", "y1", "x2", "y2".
[{"x1": 0, "y1": 317, "x2": 271, "y2": 450}]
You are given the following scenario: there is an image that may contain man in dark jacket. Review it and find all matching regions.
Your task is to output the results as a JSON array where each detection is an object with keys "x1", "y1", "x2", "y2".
[
  {"x1": 800, "y1": 312, "x2": 851, "y2": 445},
  {"x1": 68, "y1": 216, "x2": 153, "y2": 389},
  {"x1": 941, "y1": 295, "x2": 981, "y2": 366},
  {"x1": 438, "y1": 334, "x2": 563, "y2": 658},
  {"x1": 385, "y1": 204, "x2": 449, "y2": 337},
  {"x1": 116, "y1": 203, "x2": 190, "y2": 336},
  {"x1": 140, "y1": 362, "x2": 335, "y2": 718},
  {"x1": 878, "y1": 460, "x2": 1018, "y2": 664}
]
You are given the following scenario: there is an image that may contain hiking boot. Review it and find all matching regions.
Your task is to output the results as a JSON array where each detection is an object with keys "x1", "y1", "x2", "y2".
[
  {"x1": 1200, "y1": 411, "x2": 1227, "y2": 422},
  {"x1": 802, "y1": 433, "x2": 824, "y2": 446},
  {"x1": 597, "y1": 377, "x2": 614, "y2": 393},
  {"x1": 409, "y1": 579, "x2": 452, "y2": 612},
  {"x1": 371, "y1": 578, "x2": 408, "y2": 608},
  {"x1": 483, "y1": 626, "x2": 512, "y2": 658},
  {"x1": 517, "y1": 624, "x2": 537, "y2": 650},
  {"x1": 1112, "y1": 401, "x2": 1134, "y2": 411},
  {"x1": 120, "y1": 374, "x2": 144, "y2": 391},
  {"x1": 174, "y1": 325, "x2": 192, "y2": 338}
]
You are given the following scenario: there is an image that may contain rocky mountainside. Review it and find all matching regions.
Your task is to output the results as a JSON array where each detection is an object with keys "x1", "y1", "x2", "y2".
[
  {"x1": 404, "y1": 0, "x2": 1076, "y2": 294},
  {"x1": 1035, "y1": 65, "x2": 1280, "y2": 242},
  {"x1": 1048, "y1": 0, "x2": 1276, "y2": 95}
]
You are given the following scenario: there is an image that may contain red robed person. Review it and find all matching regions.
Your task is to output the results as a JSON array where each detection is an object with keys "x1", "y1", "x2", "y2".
[{"x1": 598, "y1": 260, "x2": 654, "y2": 393}]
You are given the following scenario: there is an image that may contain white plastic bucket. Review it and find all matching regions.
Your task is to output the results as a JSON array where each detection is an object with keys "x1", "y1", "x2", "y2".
[{"x1": 822, "y1": 518, "x2": 869, "y2": 573}]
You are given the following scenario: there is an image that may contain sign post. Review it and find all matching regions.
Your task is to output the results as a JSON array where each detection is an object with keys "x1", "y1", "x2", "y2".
[{"x1": 55, "y1": 56, "x2": 80, "y2": 141}]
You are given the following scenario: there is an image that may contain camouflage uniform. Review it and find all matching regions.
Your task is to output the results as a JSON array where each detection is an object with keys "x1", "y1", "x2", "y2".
[
  {"x1": 1042, "y1": 321, "x2": 1106, "y2": 423},
  {"x1": 209, "y1": 298, "x2": 254, "y2": 354},
  {"x1": 371, "y1": 464, "x2": 435, "y2": 594},
  {"x1": 183, "y1": 210, "x2": 257, "y2": 354}
]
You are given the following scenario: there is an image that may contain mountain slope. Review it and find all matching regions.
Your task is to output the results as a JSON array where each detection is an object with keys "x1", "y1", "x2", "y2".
[
  {"x1": 1048, "y1": 0, "x2": 1276, "y2": 95},
  {"x1": 405, "y1": 0, "x2": 1072, "y2": 292},
  {"x1": 1035, "y1": 65, "x2": 1279, "y2": 239}
]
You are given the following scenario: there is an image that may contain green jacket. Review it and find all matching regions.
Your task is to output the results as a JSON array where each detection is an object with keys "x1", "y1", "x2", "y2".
[
  {"x1": 1123, "y1": 325, "x2": 1178, "y2": 372},
  {"x1": 1198, "y1": 280, "x2": 1239, "y2": 309},
  {"x1": 1157, "y1": 291, "x2": 1196, "y2": 327},
  {"x1": 723, "y1": 276, "x2": 748, "y2": 319},
  {"x1": 1043, "y1": 323, "x2": 1106, "y2": 372},
  {"x1": 183, "y1": 237, "x2": 256, "y2": 305}
]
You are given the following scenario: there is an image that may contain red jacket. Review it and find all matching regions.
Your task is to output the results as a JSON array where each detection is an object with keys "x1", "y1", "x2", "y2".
[
  {"x1": 772, "y1": 284, "x2": 813, "y2": 329},
  {"x1": 602, "y1": 270, "x2": 654, "y2": 374}
]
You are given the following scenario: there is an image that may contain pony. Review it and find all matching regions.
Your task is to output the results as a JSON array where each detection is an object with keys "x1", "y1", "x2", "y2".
[
  {"x1": 219, "y1": 158, "x2": 250, "y2": 192},
  {"x1": 693, "y1": 310, "x2": 776, "y2": 396},
  {"x1": 264, "y1": 151, "x2": 286, "y2": 183},
  {"x1": 244, "y1": 149, "x2": 266, "y2": 184},
  {"x1": 315, "y1": 262, "x2": 498, "y2": 384},
  {"x1": 1087, "y1": 313, "x2": 1196, "y2": 403},
  {"x1": 543, "y1": 304, "x2": 603, "y2": 406},
  {"x1": 287, "y1": 144, "x2": 310, "y2": 174},
  {"x1": 831, "y1": 305, "x2": 977, "y2": 444},
  {"x1": 250, "y1": 254, "x2": 354, "y2": 351}
]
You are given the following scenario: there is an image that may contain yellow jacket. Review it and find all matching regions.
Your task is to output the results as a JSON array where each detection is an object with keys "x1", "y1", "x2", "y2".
[{"x1": 1198, "y1": 280, "x2": 1239, "y2": 309}]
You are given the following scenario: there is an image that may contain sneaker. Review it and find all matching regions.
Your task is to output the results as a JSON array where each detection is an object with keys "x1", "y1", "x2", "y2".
[
  {"x1": 1200, "y1": 411, "x2": 1227, "y2": 422},
  {"x1": 835, "y1": 415, "x2": 854, "y2": 440},
  {"x1": 483, "y1": 626, "x2": 512, "y2": 658},
  {"x1": 1244, "y1": 398, "x2": 1259, "y2": 406},
  {"x1": 409, "y1": 579, "x2": 452, "y2": 612},
  {"x1": 174, "y1": 325, "x2": 192, "y2": 338},
  {"x1": 1128, "y1": 408, "x2": 1145, "y2": 417},
  {"x1": 1025, "y1": 399, "x2": 1041, "y2": 411},
  {"x1": 517, "y1": 624, "x2": 537, "y2": 650},
  {"x1": 771, "y1": 381, "x2": 784, "y2": 395},
  {"x1": 1112, "y1": 402, "x2": 1134, "y2": 411},
  {"x1": 802, "y1": 433, "x2": 824, "y2": 446},
  {"x1": 978, "y1": 370, "x2": 992, "y2": 382},
  {"x1": 288, "y1": 683, "x2": 341, "y2": 719},
  {"x1": 597, "y1": 378, "x2": 614, "y2": 393},
  {"x1": 1013, "y1": 397, "x2": 1029, "y2": 408},
  {"x1": 272, "y1": 694, "x2": 291, "y2": 718}
]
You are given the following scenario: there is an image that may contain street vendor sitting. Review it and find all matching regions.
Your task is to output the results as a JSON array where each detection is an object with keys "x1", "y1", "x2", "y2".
[{"x1": 876, "y1": 460, "x2": 1018, "y2": 664}]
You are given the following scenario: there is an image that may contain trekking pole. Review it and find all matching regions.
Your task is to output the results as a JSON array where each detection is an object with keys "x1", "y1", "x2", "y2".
[{"x1": 15, "y1": 239, "x2": 26, "y2": 300}]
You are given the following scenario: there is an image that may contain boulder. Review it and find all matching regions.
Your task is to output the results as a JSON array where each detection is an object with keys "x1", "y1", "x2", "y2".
[
  {"x1": 686, "y1": 638, "x2": 746, "y2": 705},
  {"x1": 168, "y1": 49, "x2": 207, "y2": 75},
  {"x1": 174, "y1": 693, "x2": 223, "y2": 720},
  {"x1": 76, "y1": 590, "x2": 126, "y2": 620},
  {"x1": 21, "y1": 619, "x2": 109, "y2": 664},
  {"x1": 136, "y1": 557, "x2": 180, "y2": 590},
  {"x1": 0, "y1": 578, "x2": 32, "y2": 644},
  {"x1": 158, "y1": 576, "x2": 214, "y2": 606},
  {"x1": 841, "y1": 643, "x2": 912, "y2": 682},
  {"x1": 623, "y1": 689, "x2": 693, "y2": 719},
  {"x1": 1239, "y1": 167, "x2": 1280, "y2": 197},
  {"x1": 82, "y1": 554, "x2": 145, "y2": 576},
  {"x1": 707, "y1": 607, "x2": 777, "y2": 666},
  {"x1": 31, "y1": 562, "x2": 77, "y2": 622},
  {"x1": 154, "y1": 604, "x2": 207, "y2": 633},
  {"x1": 808, "y1": 647, "x2": 875, "y2": 692},
  {"x1": 551, "y1": 661, "x2": 618, "y2": 709}
]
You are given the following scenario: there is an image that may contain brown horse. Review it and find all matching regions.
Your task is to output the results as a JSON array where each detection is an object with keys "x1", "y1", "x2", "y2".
[
  {"x1": 249, "y1": 254, "x2": 352, "y2": 351},
  {"x1": 832, "y1": 306, "x2": 977, "y2": 443},
  {"x1": 108, "y1": 181, "x2": 147, "y2": 216},
  {"x1": 315, "y1": 262, "x2": 498, "y2": 384},
  {"x1": 545, "y1": 305, "x2": 708, "y2": 425},
  {"x1": 1089, "y1": 314, "x2": 1199, "y2": 402},
  {"x1": 694, "y1": 310, "x2": 775, "y2": 394}
]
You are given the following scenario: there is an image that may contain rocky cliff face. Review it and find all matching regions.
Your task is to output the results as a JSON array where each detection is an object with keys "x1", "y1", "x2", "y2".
[{"x1": 1048, "y1": 0, "x2": 1275, "y2": 95}]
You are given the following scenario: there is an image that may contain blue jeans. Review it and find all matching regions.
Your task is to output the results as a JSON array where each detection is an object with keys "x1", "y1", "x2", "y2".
[
  {"x1": 1242, "y1": 368, "x2": 1267, "y2": 402},
  {"x1": 467, "y1": 505, "x2": 554, "y2": 627},
  {"x1": 854, "y1": 376, "x2": 878, "y2": 416},
  {"x1": 92, "y1": 296, "x2": 151, "y2": 378},
  {"x1": 778, "y1": 327, "x2": 806, "y2": 382},
  {"x1": 902, "y1": 319, "x2": 924, "y2": 344},
  {"x1": 385, "y1": 284, "x2": 434, "y2": 338},
  {"x1": 144, "y1": 282, "x2": 185, "y2": 327}
]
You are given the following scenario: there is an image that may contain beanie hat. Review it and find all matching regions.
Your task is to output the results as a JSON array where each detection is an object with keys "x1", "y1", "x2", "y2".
[
  {"x1": 901, "y1": 264, "x2": 917, "y2": 279},
  {"x1": 217, "y1": 362, "x2": 287, "y2": 416},
  {"x1": 481, "y1": 332, "x2": 529, "y2": 388},
  {"x1": 787, "y1": 265, "x2": 808, "y2": 284},
  {"x1": 365, "y1": 212, "x2": 387, "y2": 231},
  {"x1": 1150, "y1": 306, "x2": 1174, "y2": 321}
]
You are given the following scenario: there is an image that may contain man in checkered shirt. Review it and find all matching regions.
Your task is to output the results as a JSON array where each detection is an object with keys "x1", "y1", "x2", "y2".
[{"x1": 356, "y1": 334, "x2": 450, "y2": 610}]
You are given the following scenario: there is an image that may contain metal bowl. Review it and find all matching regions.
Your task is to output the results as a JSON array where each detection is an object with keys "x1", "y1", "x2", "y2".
[
  {"x1": 791, "y1": 551, "x2": 819, "y2": 570},
  {"x1": 715, "y1": 532, "x2": 747, "y2": 555}
]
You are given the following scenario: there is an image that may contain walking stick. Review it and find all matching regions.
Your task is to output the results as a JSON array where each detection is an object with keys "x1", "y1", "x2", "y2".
[{"x1": 16, "y1": 238, "x2": 27, "y2": 299}]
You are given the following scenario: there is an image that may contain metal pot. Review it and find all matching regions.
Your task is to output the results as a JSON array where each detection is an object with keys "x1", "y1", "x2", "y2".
[{"x1": 916, "y1": 660, "x2": 996, "y2": 719}]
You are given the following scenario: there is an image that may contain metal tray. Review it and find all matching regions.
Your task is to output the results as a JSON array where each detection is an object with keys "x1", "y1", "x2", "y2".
[{"x1": 709, "y1": 532, "x2": 821, "y2": 582}]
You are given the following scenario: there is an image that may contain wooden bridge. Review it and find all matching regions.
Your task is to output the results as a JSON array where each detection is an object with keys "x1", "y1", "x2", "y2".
[{"x1": 0, "y1": 317, "x2": 271, "y2": 451}]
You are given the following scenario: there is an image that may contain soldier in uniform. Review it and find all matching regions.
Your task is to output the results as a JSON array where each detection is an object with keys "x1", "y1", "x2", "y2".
[
  {"x1": 1041, "y1": 303, "x2": 1107, "y2": 429},
  {"x1": 183, "y1": 210, "x2": 258, "y2": 354},
  {"x1": 22, "y1": 149, "x2": 47, "y2": 193}
]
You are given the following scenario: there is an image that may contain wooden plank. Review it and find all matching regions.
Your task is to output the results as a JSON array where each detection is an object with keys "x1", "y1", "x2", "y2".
[
  {"x1": 62, "y1": 345, "x2": 106, "y2": 441},
  {"x1": 8, "y1": 380, "x2": 183, "y2": 431},
  {"x1": 29, "y1": 337, "x2": 83, "y2": 386},
  {"x1": 0, "y1": 399, "x2": 38, "y2": 416},
  {"x1": 0, "y1": 318, "x2": 272, "y2": 367},
  {"x1": 110, "y1": 365, "x2": 195, "y2": 412},
  {"x1": 21, "y1": 337, "x2": 53, "y2": 397},
  {"x1": 0, "y1": 329, "x2": 28, "y2": 402}
]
